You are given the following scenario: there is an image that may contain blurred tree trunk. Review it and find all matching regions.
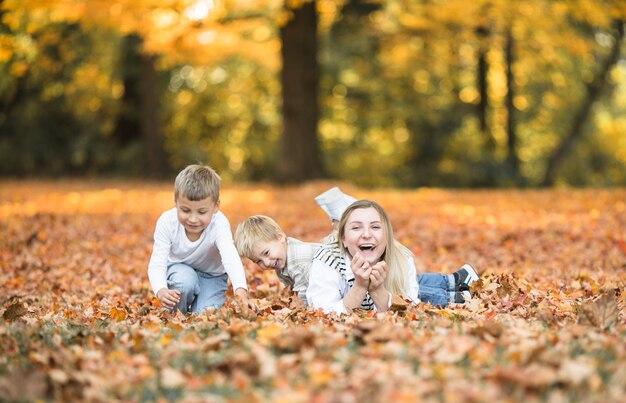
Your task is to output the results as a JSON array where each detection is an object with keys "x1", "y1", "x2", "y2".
[
  {"x1": 504, "y1": 26, "x2": 521, "y2": 182},
  {"x1": 112, "y1": 35, "x2": 141, "y2": 148},
  {"x1": 541, "y1": 20, "x2": 624, "y2": 186},
  {"x1": 112, "y1": 35, "x2": 166, "y2": 177},
  {"x1": 140, "y1": 53, "x2": 167, "y2": 178},
  {"x1": 0, "y1": 0, "x2": 26, "y2": 142},
  {"x1": 278, "y1": 0, "x2": 325, "y2": 183},
  {"x1": 476, "y1": 26, "x2": 493, "y2": 150}
]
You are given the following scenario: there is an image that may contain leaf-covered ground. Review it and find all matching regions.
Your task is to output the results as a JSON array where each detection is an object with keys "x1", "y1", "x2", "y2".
[{"x1": 1, "y1": 180, "x2": 625, "y2": 402}]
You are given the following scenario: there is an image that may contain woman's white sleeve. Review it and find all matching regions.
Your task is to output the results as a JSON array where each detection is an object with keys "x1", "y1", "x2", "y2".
[
  {"x1": 406, "y1": 256, "x2": 420, "y2": 304},
  {"x1": 306, "y1": 260, "x2": 347, "y2": 315}
]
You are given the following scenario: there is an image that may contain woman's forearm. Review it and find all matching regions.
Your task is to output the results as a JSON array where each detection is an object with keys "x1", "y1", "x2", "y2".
[
  {"x1": 369, "y1": 286, "x2": 390, "y2": 312},
  {"x1": 343, "y1": 284, "x2": 369, "y2": 312}
]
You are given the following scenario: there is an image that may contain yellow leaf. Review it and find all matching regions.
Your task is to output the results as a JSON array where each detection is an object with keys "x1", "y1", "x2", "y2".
[
  {"x1": 435, "y1": 309, "x2": 455, "y2": 319},
  {"x1": 159, "y1": 333, "x2": 172, "y2": 346},
  {"x1": 109, "y1": 307, "x2": 126, "y2": 322},
  {"x1": 181, "y1": 332, "x2": 201, "y2": 347},
  {"x1": 309, "y1": 363, "x2": 334, "y2": 386},
  {"x1": 256, "y1": 323, "x2": 284, "y2": 344}
]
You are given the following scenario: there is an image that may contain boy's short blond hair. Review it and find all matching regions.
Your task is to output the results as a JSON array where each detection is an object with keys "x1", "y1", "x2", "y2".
[
  {"x1": 174, "y1": 164, "x2": 221, "y2": 202},
  {"x1": 234, "y1": 215, "x2": 283, "y2": 259}
]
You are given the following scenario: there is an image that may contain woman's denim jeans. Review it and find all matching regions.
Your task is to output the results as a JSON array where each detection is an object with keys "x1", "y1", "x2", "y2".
[{"x1": 417, "y1": 273, "x2": 456, "y2": 307}]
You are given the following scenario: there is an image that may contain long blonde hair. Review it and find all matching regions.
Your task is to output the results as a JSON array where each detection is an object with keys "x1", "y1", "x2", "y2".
[{"x1": 337, "y1": 200, "x2": 410, "y2": 297}]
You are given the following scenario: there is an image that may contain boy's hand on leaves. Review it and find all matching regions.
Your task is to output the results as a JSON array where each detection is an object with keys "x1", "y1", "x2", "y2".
[
  {"x1": 156, "y1": 288, "x2": 180, "y2": 310},
  {"x1": 234, "y1": 288, "x2": 257, "y2": 319},
  {"x1": 369, "y1": 261, "x2": 388, "y2": 291}
]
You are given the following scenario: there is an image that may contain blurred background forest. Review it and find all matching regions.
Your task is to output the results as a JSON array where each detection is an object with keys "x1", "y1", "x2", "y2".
[{"x1": 1, "y1": 0, "x2": 625, "y2": 187}]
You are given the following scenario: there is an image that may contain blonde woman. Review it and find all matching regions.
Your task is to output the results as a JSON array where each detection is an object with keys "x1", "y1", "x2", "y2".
[{"x1": 307, "y1": 199, "x2": 421, "y2": 314}]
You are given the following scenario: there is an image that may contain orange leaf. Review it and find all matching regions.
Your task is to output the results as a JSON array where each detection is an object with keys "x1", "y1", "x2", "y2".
[
  {"x1": 109, "y1": 307, "x2": 127, "y2": 322},
  {"x1": 256, "y1": 323, "x2": 284, "y2": 344}
]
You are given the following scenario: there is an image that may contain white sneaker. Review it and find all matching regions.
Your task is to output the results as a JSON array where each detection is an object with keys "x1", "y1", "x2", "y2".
[
  {"x1": 314, "y1": 187, "x2": 357, "y2": 222},
  {"x1": 454, "y1": 264, "x2": 479, "y2": 291}
]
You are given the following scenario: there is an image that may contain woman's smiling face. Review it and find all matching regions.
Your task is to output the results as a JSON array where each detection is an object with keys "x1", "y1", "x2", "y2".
[{"x1": 341, "y1": 207, "x2": 387, "y2": 265}]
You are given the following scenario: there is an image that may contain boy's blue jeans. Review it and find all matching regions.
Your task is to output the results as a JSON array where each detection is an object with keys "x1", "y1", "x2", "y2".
[
  {"x1": 166, "y1": 263, "x2": 228, "y2": 314},
  {"x1": 417, "y1": 273, "x2": 456, "y2": 307}
]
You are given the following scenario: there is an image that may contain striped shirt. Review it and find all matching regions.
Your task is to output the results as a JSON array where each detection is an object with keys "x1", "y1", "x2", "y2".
[{"x1": 312, "y1": 243, "x2": 375, "y2": 310}]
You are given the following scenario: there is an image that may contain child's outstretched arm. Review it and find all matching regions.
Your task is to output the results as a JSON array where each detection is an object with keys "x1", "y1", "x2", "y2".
[
  {"x1": 148, "y1": 213, "x2": 179, "y2": 308},
  {"x1": 215, "y1": 220, "x2": 257, "y2": 317},
  {"x1": 156, "y1": 288, "x2": 181, "y2": 310},
  {"x1": 234, "y1": 287, "x2": 257, "y2": 318}
]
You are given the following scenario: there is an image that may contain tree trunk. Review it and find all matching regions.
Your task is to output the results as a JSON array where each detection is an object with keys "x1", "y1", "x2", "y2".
[
  {"x1": 504, "y1": 26, "x2": 520, "y2": 181},
  {"x1": 0, "y1": 0, "x2": 28, "y2": 142},
  {"x1": 476, "y1": 26, "x2": 492, "y2": 148},
  {"x1": 112, "y1": 35, "x2": 141, "y2": 147},
  {"x1": 278, "y1": 0, "x2": 325, "y2": 183},
  {"x1": 541, "y1": 20, "x2": 624, "y2": 186},
  {"x1": 113, "y1": 35, "x2": 166, "y2": 178},
  {"x1": 141, "y1": 53, "x2": 167, "y2": 178}
]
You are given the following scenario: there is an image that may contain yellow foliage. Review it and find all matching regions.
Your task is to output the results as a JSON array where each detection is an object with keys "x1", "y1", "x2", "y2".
[
  {"x1": 256, "y1": 323, "x2": 284, "y2": 344},
  {"x1": 109, "y1": 307, "x2": 127, "y2": 321}
]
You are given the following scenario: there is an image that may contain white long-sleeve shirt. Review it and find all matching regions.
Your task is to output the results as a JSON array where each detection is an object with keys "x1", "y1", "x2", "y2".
[
  {"x1": 147, "y1": 208, "x2": 247, "y2": 295},
  {"x1": 306, "y1": 251, "x2": 419, "y2": 315}
]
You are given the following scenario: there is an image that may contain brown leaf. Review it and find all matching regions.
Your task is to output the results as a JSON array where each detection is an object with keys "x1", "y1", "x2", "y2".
[
  {"x1": 579, "y1": 294, "x2": 619, "y2": 329},
  {"x1": 389, "y1": 294, "x2": 409, "y2": 312},
  {"x1": 0, "y1": 369, "x2": 47, "y2": 401},
  {"x1": 3, "y1": 301, "x2": 27, "y2": 321},
  {"x1": 275, "y1": 328, "x2": 316, "y2": 352},
  {"x1": 470, "y1": 320, "x2": 503, "y2": 339},
  {"x1": 353, "y1": 320, "x2": 397, "y2": 343},
  {"x1": 203, "y1": 332, "x2": 231, "y2": 352},
  {"x1": 490, "y1": 364, "x2": 559, "y2": 389},
  {"x1": 496, "y1": 275, "x2": 521, "y2": 300}
]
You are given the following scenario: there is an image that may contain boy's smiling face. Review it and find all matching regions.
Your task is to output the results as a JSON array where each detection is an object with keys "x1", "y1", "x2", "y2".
[
  {"x1": 175, "y1": 195, "x2": 218, "y2": 241},
  {"x1": 250, "y1": 233, "x2": 288, "y2": 271}
]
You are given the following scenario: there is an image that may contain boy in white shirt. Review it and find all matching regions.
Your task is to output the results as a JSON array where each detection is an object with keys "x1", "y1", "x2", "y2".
[{"x1": 148, "y1": 164, "x2": 253, "y2": 314}]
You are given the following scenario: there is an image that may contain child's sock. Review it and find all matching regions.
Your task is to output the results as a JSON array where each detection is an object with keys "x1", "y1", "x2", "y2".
[{"x1": 449, "y1": 291, "x2": 471, "y2": 303}]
